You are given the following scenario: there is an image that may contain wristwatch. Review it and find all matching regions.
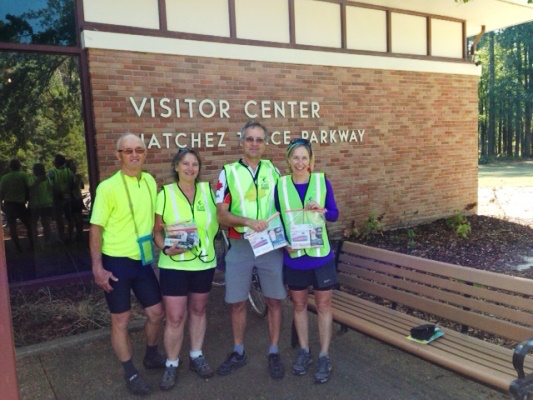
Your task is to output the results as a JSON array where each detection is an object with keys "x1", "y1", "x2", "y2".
[{"x1": 162, "y1": 246, "x2": 171, "y2": 255}]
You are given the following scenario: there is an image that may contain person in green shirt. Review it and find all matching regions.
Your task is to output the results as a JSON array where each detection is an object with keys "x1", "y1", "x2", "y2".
[
  {"x1": 29, "y1": 163, "x2": 53, "y2": 245},
  {"x1": 48, "y1": 154, "x2": 74, "y2": 243},
  {"x1": 89, "y1": 133, "x2": 165, "y2": 396},
  {"x1": 0, "y1": 158, "x2": 32, "y2": 252},
  {"x1": 66, "y1": 159, "x2": 85, "y2": 241}
]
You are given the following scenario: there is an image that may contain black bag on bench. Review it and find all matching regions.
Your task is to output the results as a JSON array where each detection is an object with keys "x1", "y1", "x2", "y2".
[{"x1": 410, "y1": 324, "x2": 438, "y2": 341}]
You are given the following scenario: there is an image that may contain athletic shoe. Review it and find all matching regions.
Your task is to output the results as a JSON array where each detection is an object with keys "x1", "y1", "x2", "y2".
[
  {"x1": 159, "y1": 366, "x2": 178, "y2": 391},
  {"x1": 217, "y1": 352, "x2": 248, "y2": 376},
  {"x1": 268, "y1": 353, "x2": 285, "y2": 380},
  {"x1": 292, "y1": 348, "x2": 312, "y2": 376},
  {"x1": 142, "y1": 352, "x2": 166, "y2": 369},
  {"x1": 125, "y1": 373, "x2": 152, "y2": 396},
  {"x1": 189, "y1": 355, "x2": 214, "y2": 378},
  {"x1": 313, "y1": 356, "x2": 333, "y2": 384}
]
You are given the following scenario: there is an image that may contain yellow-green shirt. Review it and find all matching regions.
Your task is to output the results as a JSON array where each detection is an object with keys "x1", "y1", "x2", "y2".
[
  {"x1": 90, "y1": 171, "x2": 156, "y2": 259},
  {"x1": 29, "y1": 176, "x2": 53, "y2": 208},
  {"x1": 0, "y1": 171, "x2": 29, "y2": 203}
]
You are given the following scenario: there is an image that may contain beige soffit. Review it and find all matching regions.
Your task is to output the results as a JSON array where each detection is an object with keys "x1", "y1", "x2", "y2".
[
  {"x1": 81, "y1": 30, "x2": 481, "y2": 76},
  {"x1": 358, "y1": 0, "x2": 533, "y2": 36}
]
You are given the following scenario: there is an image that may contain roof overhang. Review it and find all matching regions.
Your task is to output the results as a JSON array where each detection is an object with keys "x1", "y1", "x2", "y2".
[{"x1": 359, "y1": 0, "x2": 533, "y2": 37}]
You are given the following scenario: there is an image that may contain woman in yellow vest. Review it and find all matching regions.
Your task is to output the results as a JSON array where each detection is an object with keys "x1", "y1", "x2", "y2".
[
  {"x1": 153, "y1": 148, "x2": 219, "y2": 391},
  {"x1": 275, "y1": 138, "x2": 339, "y2": 384}
]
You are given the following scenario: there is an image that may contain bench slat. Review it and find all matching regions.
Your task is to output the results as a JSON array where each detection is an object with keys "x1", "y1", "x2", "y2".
[
  {"x1": 328, "y1": 291, "x2": 533, "y2": 374},
  {"x1": 338, "y1": 255, "x2": 533, "y2": 312},
  {"x1": 339, "y1": 273, "x2": 533, "y2": 342},
  {"x1": 341, "y1": 242, "x2": 533, "y2": 295},
  {"x1": 310, "y1": 291, "x2": 532, "y2": 392},
  {"x1": 340, "y1": 264, "x2": 532, "y2": 326}
]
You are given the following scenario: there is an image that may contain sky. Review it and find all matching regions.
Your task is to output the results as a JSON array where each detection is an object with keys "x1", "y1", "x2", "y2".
[{"x1": 0, "y1": 0, "x2": 48, "y2": 23}]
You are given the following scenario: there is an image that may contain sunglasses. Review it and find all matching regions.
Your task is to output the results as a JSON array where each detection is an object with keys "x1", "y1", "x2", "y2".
[
  {"x1": 118, "y1": 147, "x2": 146, "y2": 155},
  {"x1": 244, "y1": 136, "x2": 265, "y2": 144},
  {"x1": 289, "y1": 138, "x2": 310, "y2": 145}
]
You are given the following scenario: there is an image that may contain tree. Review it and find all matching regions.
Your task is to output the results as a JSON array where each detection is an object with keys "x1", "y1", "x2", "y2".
[
  {"x1": 0, "y1": 0, "x2": 86, "y2": 178},
  {"x1": 476, "y1": 22, "x2": 533, "y2": 160}
]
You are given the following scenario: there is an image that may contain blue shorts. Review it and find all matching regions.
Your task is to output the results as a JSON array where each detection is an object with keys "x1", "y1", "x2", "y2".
[
  {"x1": 102, "y1": 255, "x2": 162, "y2": 314},
  {"x1": 224, "y1": 238, "x2": 286, "y2": 303},
  {"x1": 159, "y1": 267, "x2": 216, "y2": 297}
]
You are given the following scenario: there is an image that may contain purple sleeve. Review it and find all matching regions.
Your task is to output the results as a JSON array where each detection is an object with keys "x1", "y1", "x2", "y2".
[{"x1": 324, "y1": 178, "x2": 339, "y2": 222}]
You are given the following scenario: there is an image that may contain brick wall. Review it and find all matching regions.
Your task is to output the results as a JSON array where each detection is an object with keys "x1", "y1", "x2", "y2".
[{"x1": 88, "y1": 49, "x2": 479, "y2": 238}]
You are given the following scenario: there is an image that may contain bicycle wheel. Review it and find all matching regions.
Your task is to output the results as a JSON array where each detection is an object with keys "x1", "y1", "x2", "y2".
[
  {"x1": 248, "y1": 276, "x2": 267, "y2": 317},
  {"x1": 212, "y1": 230, "x2": 227, "y2": 287}
]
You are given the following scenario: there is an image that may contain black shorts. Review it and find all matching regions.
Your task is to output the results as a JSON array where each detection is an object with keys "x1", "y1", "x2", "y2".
[
  {"x1": 284, "y1": 258, "x2": 338, "y2": 291},
  {"x1": 3, "y1": 201, "x2": 29, "y2": 224},
  {"x1": 102, "y1": 255, "x2": 162, "y2": 314},
  {"x1": 159, "y1": 267, "x2": 215, "y2": 297},
  {"x1": 71, "y1": 198, "x2": 85, "y2": 213},
  {"x1": 30, "y1": 206, "x2": 52, "y2": 219}
]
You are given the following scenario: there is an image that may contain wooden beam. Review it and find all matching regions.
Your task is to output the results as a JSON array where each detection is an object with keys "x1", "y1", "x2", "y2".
[
  {"x1": 158, "y1": 0, "x2": 168, "y2": 31},
  {"x1": 0, "y1": 223, "x2": 20, "y2": 399},
  {"x1": 228, "y1": 0, "x2": 236, "y2": 39},
  {"x1": 289, "y1": 0, "x2": 296, "y2": 44}
]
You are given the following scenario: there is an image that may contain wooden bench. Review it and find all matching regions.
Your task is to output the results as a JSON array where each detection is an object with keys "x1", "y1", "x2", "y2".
[{"x1": 307, "y1": 241, "x2": 533, "y2": 398}]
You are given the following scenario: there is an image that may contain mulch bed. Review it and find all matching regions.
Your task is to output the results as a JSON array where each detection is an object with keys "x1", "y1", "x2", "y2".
[{"x1": 350, "y1": 215, "x2": 533, "y2": 279}]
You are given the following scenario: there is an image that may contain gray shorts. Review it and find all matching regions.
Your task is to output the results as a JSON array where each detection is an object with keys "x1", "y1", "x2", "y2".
[{"x1": 224, "y1": 238, "x2": 286, "y2": 303}]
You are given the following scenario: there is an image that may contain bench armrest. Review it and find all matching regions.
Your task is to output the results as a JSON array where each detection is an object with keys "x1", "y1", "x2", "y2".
[{"x1": 510, "y1": 338, "x2": 533, "y2": 400}]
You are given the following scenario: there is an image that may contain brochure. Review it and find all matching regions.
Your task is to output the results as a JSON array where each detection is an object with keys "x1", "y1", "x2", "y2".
[
  {"x1": 286, "y1": 209, "x2": 325, "y2": 250},
  {"x1": 245, "y1": 213, "x2": 288, "y2": 257},
  {"x1": 164, "y1": 221, "x2": 199, "y2": 250}
]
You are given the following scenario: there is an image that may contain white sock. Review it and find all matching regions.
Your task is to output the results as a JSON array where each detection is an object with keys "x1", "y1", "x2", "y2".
[
  {"x1": 190, "y1": 350, "x2": 203, "y2": 359},
  {"x1": 166, "y1": 358, "x2": 179, "y2": 368}
]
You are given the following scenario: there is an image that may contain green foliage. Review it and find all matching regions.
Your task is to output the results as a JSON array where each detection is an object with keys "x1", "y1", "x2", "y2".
[
  {"x1": 344, "y1": 211, "x2": 385, "y2": 240},
  {"x1": 446, "y1": 211, "x2": 472, "y2": 239},
  {"x1": 0, "y1": 53, "x2": 87, "y2": 180},
  {"x1": 0, "y1": 1, "x2": 85, "y2": 180},
  {"x1": 475, "y1": 21, "x2": 533, "y2": 158},
  {"x1": 360, "y1": 211, "x2": 385, "y2": 238},
  {"x1": 406, "y1": 228, "x2": 416, "y2": 248}
]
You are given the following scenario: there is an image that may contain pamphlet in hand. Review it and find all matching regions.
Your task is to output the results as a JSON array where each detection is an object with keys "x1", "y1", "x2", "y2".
[
  {"x1": 287, "y1": 209, "x2": 325, "y2": 250},
  {"x1": 245, "y1": 213, "x2": 288, "y2": 257},
  {"x1": 164, "y1": 221, "x2": 199, "y2": 250}
]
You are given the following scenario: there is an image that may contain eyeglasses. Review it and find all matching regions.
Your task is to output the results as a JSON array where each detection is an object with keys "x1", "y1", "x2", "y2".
[
  {"x1": 118, "y1": 148, "x2": 146, "y2": 155},
  {"x1": 244, "y1": 137, "x2": 265, "y2": 144}
]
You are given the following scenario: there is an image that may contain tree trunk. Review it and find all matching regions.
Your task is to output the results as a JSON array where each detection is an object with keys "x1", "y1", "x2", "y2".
[{"x1": 487, "y1": 32, "x2": 496, "y2": 157}]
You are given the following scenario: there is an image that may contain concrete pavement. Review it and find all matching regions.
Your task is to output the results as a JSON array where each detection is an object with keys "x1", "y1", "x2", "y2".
[{"x1": 15, "y1": 287, "x2": 509, "y2": 400}]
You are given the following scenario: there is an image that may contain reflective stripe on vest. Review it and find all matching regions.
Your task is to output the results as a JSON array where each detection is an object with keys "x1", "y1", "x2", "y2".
[
  {"x1": 277, "y1": 173, "x2": 330, "y2": 258},
  {"x1": 225, "y1": 160, "x2": 279, "y2": 234}
]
